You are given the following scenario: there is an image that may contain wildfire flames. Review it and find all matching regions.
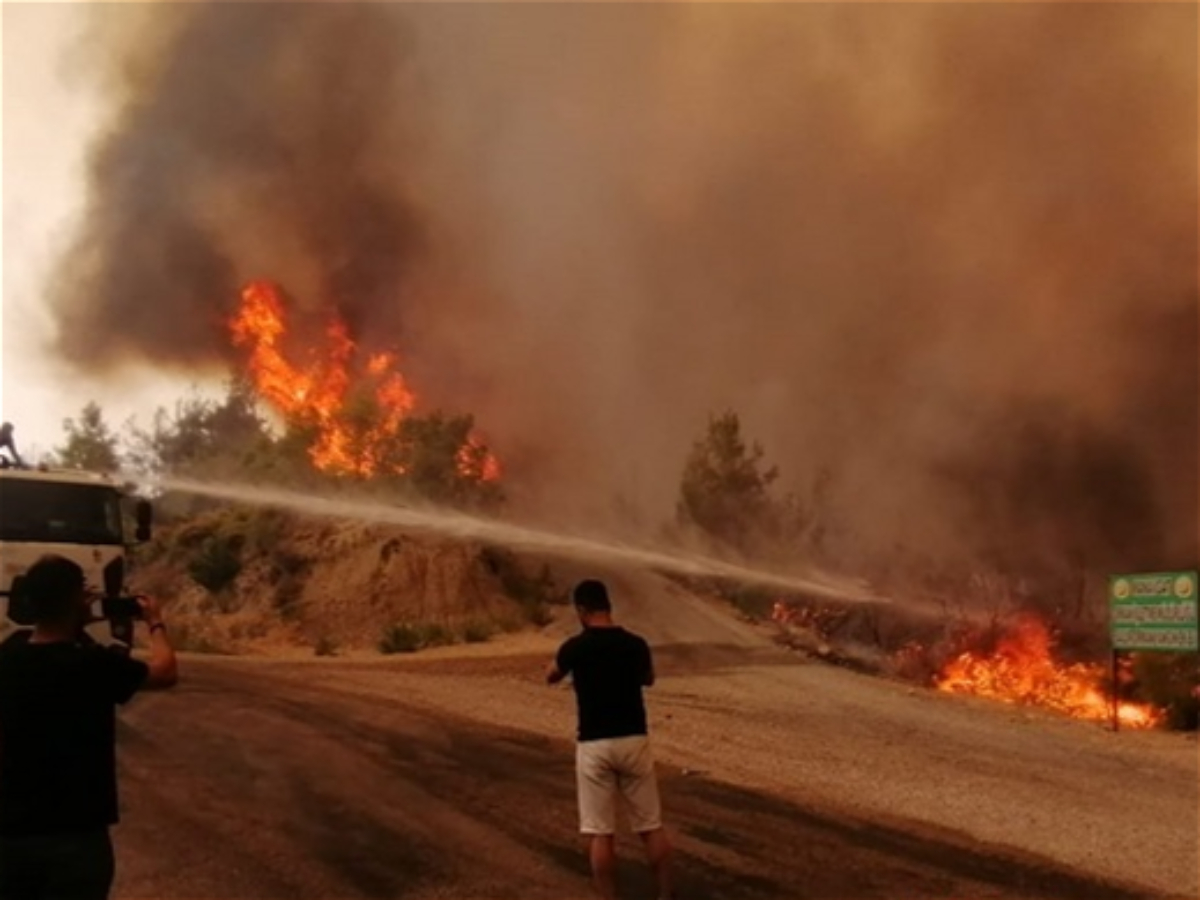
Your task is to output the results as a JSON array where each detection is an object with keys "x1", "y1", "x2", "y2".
[
  {"x1": 935, "y1": 614, "x2": 1161, "y2": 729},
  {"x1": 230, "y1": 280, "x2": 500, "y2": 481},
  {"x1": 772, "y1": 602, "x2": 1162, "y2": 728}
]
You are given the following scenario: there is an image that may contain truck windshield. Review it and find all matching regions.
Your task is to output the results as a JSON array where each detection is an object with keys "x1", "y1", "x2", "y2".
[{"x1": 0, "y1": 479, "x2": 124, "y2": 546}]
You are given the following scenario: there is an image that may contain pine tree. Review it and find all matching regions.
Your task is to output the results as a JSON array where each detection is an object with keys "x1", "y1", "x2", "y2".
[{"x1": 57, "y1": 402, "x2": 121, "y2": 473}]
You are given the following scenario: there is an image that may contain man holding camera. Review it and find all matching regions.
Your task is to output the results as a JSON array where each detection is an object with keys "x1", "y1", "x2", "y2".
[{"x1": 0, "y1": 554, "x2": 178, "y2": 900}]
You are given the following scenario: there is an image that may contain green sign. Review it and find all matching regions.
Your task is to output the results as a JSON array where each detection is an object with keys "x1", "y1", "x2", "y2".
[{"x1": 1109, "y1": 571, "x2": 1199, "y2": 652}]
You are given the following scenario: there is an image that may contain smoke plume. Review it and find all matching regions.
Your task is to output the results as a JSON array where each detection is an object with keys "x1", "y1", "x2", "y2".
[
  {"x1": 49, "y1": 3, "x2": 426, "y2": 368},
  {"x1": 45, "y1": 3, "x2": 1197, "y2": 579}
]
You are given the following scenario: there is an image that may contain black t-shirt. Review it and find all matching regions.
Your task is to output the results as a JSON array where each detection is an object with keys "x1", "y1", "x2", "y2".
[
  {"x1": 556, "y1": 626, "x2": 653, "y2": 742},
  {"x1": 0, "y1": 631, "x2": 148, "y2": 836}
]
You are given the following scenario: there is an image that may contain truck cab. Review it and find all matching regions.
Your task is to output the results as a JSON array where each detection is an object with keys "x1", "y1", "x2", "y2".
[{"x1": 0, "y1": 464, "x2": 152, "y2": 641}]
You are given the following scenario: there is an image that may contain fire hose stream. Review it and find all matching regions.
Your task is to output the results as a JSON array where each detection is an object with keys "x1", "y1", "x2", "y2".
[{"x1": 154, "y1": 475, "x2": 886, "y2": 606}]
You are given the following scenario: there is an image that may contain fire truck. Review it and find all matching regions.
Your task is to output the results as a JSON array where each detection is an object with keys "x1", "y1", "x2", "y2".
[{"x1": 0, "y1": 455, "x2": 153, "y2": 644}]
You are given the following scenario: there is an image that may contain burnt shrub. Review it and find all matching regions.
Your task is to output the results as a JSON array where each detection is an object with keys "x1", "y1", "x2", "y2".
[
  {"x1": 462, "y1": 619, "x2": 494, "y2": 643},
  {"x1": 480, "y1": 547, "x2": 562, "y2": 626},
  {"x1": 379, "y1": 623, "x2": 422, "y2": 654},
  {"x1": 1132, "y1": 652, "x2": 1199, "y2": 731},
  {"x1": 378, "y1": 621, "x2": 458, "y2": 654},
  {"x1": 187, "y1": 534, "x2": 243, "y2": 593}
]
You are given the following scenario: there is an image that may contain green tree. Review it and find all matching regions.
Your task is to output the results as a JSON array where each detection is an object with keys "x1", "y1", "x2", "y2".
[
  {"x1": 676, "y1": 411, "x2": 780, "y2": 551},
  {"x1": 195, "y1": 377, "x2": 269, "y2": 459},
  {"x1": 57, "y1": 402, "x2": 122, "y2": 473},
  {"x1": 125, "y1": 378, "x2": 271, "y2": 477}
]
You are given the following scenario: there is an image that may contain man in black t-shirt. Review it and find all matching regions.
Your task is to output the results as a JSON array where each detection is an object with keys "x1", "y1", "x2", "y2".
[
  {"x1": 547, "y1": 579, "x2": 674, "y2": 900},
  {"x1": 0, "y1": 554, "x2": 179, "y2": 900}
]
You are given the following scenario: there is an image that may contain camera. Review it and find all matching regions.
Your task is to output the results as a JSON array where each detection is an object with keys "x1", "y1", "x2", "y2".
[
  {"x1": 97, "y1": 595, "x2": 144, "y2": 622},
  {"x1": 2, "y1": 575, "x2": 143, "y2": 627}
]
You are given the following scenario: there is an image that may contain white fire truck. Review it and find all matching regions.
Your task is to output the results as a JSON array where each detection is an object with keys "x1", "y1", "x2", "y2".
[{"x1": 0, "y1": 457, "x2": 153, "y2": 644}]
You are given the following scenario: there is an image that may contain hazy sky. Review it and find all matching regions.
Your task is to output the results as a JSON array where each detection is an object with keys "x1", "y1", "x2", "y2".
[
  {"x1": 1, "y1": 1, "x2": 1193, "y2": 578},
  {"x1": 1, "y1": 2, "x2": 212, "y2": 461}
]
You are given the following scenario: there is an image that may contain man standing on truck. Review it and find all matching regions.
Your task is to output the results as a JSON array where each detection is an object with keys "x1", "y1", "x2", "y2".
[
  {"x1": 546, "y1": 578, "x2": 674, "y2": 900},
  {"x1": 0, "y1": 554, "x2": 179, "y2": 900},
  {"x1": 0, "y1": 422, "x2": 23, "y2": 468}
]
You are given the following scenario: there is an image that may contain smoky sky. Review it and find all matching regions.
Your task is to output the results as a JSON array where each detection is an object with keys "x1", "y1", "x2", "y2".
[
  {"x1": 48, "y1": 2, "x2": 426, "y2": 366},
  {"x1": 42, "y1": 2, "x2": 1198, "y2": 577}
]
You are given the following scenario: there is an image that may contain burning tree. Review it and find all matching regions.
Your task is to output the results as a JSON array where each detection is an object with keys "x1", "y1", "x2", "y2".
[{"x1": 227, "y1": 279, "x2": 502, "y2": 509}]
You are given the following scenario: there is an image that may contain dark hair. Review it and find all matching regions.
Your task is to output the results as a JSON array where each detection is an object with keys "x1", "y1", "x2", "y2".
[
  {"x1": 573, "y1": 579, "x2": 612, "y2": 613},
  {"x1": 22, "y1": 555, "x2": 86, "y2": 623}
]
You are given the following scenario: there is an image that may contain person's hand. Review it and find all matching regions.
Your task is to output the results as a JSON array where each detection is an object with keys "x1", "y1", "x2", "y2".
[
  {"x1": 137, "y1": 595, "x2": 166, "y2": 628},
  {"x1": 81, "y1": 586, "x2": 106, "y2": 624}
]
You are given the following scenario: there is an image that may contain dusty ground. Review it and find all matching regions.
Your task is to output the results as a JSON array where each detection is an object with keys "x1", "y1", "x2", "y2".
[{"x1": 110, "y1": 568, "x2": 1197, "y2": 900}]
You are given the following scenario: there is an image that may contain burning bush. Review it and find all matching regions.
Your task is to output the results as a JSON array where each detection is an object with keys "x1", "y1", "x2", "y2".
[
  {"x1": 770, "y1": 594, "x2": 1173, "y2": 729},
  {"x1": 377, "y1": 413, "x2": 504, "y2": 509},
  {"x1": 933, "y1": 613, "x2": 1163, "y2": 728}
]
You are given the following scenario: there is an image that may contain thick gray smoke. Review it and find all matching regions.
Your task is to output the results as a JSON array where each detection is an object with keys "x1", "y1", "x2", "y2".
[
  {"x1": 48, "y1": 3, "x2": 426, "y2": 367},
  {"x1": 46, "y1": 3, "x2": 1197, "y2": 581}
]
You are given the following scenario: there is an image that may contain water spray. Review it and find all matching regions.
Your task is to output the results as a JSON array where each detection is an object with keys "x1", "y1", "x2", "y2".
[{"x1": 155, "y1": 475, "x2": 887, "y2": 605}]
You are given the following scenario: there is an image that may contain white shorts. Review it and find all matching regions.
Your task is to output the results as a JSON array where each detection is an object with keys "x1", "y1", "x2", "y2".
[{"x1": 575, "y1": 734, "x2": 663, "y2": 835}]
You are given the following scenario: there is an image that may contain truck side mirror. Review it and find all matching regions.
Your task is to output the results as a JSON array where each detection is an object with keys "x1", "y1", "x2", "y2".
[{"x1": 134, "y1": 500, "x2": 153, "y2": 542}]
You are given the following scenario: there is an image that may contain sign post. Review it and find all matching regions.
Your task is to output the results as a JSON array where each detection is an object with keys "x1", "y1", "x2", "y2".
[{"x1": 1108, "y1": 571, "x2": 1199, "y2": 731}]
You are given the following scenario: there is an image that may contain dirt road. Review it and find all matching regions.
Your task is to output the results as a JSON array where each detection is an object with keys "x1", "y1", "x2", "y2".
[{"x1": 109, "y1": 572, "x2": 1197, "y2": 900}]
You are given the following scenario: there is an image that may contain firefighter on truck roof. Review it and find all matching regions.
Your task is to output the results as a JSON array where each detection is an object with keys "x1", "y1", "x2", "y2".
[{"x1": 0, "y1": 422, "x2": 24, "y2": 469}]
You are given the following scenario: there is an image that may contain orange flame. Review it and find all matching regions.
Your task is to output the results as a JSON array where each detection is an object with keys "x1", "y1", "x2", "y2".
[
  {"x1": 772, "y1": 599, "x2": 1163, "y2": 728},
  {"x1": 456, "y1": 435, "x2": 503, "y2": 482},
  {"x1": 229, "y1": 280, "x2": 500, "y2": 481},
  {"x1": 935, "y1": 614, "x2": 1162, "y2": 729}
]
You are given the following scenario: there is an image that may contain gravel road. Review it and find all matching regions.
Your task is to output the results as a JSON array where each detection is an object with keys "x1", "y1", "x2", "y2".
[{"x1": 107, "y1": 570, "x2": 1197, "y2": 900}]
